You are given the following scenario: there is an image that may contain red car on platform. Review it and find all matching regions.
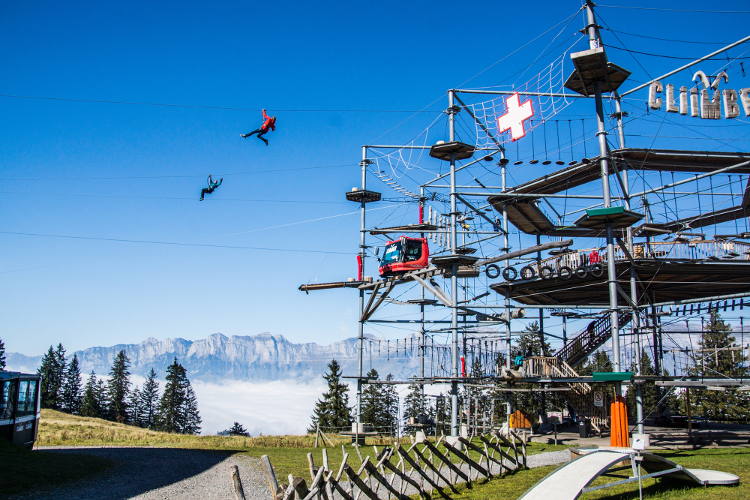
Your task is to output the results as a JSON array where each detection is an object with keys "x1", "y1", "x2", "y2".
[{"x1": 379, "y1": 237, "x2": 429, "y2": 277}]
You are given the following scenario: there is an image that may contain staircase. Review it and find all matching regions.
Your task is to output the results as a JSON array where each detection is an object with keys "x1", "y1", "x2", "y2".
[
  {"x1": 556, "y1": 310, "x2": 633, "y2": 368},
  {"x1": 524, "y1": 357, "x2": 608, "y2": 432},
  {"x1": 522, "y1": 310, "x2": 634, "y2": 432}
]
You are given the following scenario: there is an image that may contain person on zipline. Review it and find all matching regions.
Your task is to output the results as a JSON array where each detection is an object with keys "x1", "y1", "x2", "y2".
[
  {"x1": 241, "y1": 109, "x2": 276, "y2": 145},
  {"x1": 199, "y1": 175, "x2": 223, "y2": 201}
]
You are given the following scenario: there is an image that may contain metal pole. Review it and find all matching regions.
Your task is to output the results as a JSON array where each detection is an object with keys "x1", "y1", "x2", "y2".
[
  {"x1": 615, "y1": 95, "x2": 643, "y2": 435},
  {"x1": 587, "y1": 3, "x2": 621, "y2": 389},
  {"x1": 449, "y1": 90, "x2": 459, "y2": 438},
  {"x1": 420, "y1": 188, "x2": 426, "y2": 401},
  {"x1": 357, "y1": 146, "x2": 367, "y2": 425},
  {"x1": 501, "y1": 149, "x2": 512, "y2": 423}
]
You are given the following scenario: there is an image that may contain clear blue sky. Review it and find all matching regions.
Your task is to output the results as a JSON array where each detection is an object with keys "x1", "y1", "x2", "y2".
[{"x1": 2, "y1": 1, "x2": 750, "y2": 357}]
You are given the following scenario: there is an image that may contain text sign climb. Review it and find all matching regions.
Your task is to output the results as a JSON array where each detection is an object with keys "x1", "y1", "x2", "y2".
[{"x1": 496, "y1": 93, "x2": 534, "y2": 141}]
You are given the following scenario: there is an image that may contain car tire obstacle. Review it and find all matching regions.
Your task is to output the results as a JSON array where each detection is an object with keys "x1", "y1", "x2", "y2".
[
  {"x1": 488, "y1": 262, "x2": 604, "y2": 282},
  {"x1": 261, "y1": 431, "x2": 528, "y2": 500}
]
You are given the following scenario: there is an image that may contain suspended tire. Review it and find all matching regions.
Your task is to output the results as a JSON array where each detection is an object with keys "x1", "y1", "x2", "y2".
[
  {"x1": 590, "y1": 263, "x2": 604, "y2": 277},
  {"x1": 485, "y1": 264, "x2": 501, "y2": 279},
  {"x1": 502, "y1": 266, "x2": 518, "y2": 281},
  {"x1": 539, "y1": 265, "x2": 554, "y2": 280},
  {"x1": 520, "y1": 265, "x2": 536, "y2": 280},
  {"x1": 558, "y1": 266, "x2": 572, "y2": 280},
  {"x1": 574, "y1": 265, "x2": 588, "y2": 279}
]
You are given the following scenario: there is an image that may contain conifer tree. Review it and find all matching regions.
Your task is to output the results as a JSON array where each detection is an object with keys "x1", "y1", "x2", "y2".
[
  {"x1": 0, "y1": 337, "x2": 6, "y2": 370},
  {"x1": 107, "y1": 350, "x2": 131, "y2": 423},
  {"x1": 181, "y1": 384, "x2": 202, "y2": 435},
  {"x1": 80, "y1": 371, "x2": 103, "y2": 418},
  {"x1": 61, "y1": 354, "x2": 83, "y2": 414},
  {"x1": 380, "y1": 374, "x2": 399, "y2": 435},
  {"x1": 308, "y1": 359, "x2": 351, "y2": 432},
  {"x1": 360, "y1": 368, "x2": 382, "y2": 429},
  {"x1": 578, "y1": 350, "x2": 614, "y2": 375},
  {"x1": 157, "y1": 358, "x2": 186, "y2": 433},
  {"x1": 691, "y1": 311, "x2": 749, "y2": 421},
  {"x1": 128, "y1": 386, "x2": 143, "y2": 427},
  {"x1": 155, "y1": 358, "x2": 200, "y2": 434},
  {"x1": 403, "y1": 382, "x2": 428, "y2": 433},
  {"x1": 140, "y1": 368, "x2": 160, "y2": 429},
  {"x1": 227, "y1": 422, "x2": 249, "y2": 436},
  {"x1": 95, "y1": 378, "x2": 108, "y2": 415},
  {"x1": 38, "y1": 344, "x2": 66, "y2": 409},
  {"x1": 625, "y1": 349, "x2": 658, "y2": 419}
]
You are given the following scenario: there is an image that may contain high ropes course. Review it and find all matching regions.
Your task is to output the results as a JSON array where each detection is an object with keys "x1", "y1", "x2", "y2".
[{"x1": 299, "y1": 1, "x2": 750, "y2": 444}]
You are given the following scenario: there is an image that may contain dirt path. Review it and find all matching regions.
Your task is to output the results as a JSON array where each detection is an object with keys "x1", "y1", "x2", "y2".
[{"x1": 19, "y1": 447, "x2": 269, "y2": 500}]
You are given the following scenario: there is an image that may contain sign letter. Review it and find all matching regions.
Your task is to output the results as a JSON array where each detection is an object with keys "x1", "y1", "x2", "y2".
[
  {"x1": 649, "y1": 81, "x2": 663, "y2": 110},
  {"x1": 723, "y1": 89, "x2": 740, "y2": 119},
  {"x1": 739, "y1": 88, "x2": 750, "y2": 117},
  {"x1": 666, "y1": 84, "x2": 679, "y2": 113}
]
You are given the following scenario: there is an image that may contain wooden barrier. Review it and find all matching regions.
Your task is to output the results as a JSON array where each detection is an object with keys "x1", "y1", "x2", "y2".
[{"x1": 263, "y1": 431, "x2": 527, "y2": 500}]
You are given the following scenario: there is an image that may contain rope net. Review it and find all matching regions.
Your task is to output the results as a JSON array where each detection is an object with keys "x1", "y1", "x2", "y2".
[{"x1": 469, "y1": 52, "x2": 573, "y2": 149}]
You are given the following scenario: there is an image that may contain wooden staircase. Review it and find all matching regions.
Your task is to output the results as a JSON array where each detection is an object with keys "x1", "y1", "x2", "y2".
[
  {"x1": 556, "y1": 310, "x2": 633, "y2": 368},
  {"x1": 523, "y1": 310, "x2": 634, "y2": 432},
  {"x1": 524, "y1": 357, "x2": 608, "y2": 432}
]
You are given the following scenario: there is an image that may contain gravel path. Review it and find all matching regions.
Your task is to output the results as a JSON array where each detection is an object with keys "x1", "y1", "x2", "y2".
[
  {"x1": 527, "y1": 449, "x2": 571, "y2": 468},
  {"x1": 20, "y1": 447, "x2": 269, "y2": 500},
  {"x1": 19, "y1": 447, "x2": 570, "y2": 500}
]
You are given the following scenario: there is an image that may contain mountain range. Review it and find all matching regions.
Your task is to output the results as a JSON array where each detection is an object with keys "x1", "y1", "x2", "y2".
[{"x1": 6, "y1": 333, "x2": 423, "y2": 382}]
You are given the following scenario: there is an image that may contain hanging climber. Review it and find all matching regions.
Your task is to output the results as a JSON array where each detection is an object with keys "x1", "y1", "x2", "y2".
[
  {"x1": 199, "y1": 175, "x2": 223, "y2": 201},
  {"x1": 241, "y1": 109, "x2": 276, "y2": 145}
]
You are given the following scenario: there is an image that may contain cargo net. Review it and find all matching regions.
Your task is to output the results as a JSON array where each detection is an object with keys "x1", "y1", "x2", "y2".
[
  {"x1": 469, "y1": 52, "x2": 573, "y2": 149},
  {"x1": 370, "y1": 115, "x2": 449, "y2": 202}
]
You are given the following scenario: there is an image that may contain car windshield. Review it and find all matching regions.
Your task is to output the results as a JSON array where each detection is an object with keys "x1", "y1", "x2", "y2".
[
  {"x1": 382, "y1": 241, "x2": 403, "y2": 265},
  {"x1": 404, "y1": 241, "x2": 423, "y2": 262}
]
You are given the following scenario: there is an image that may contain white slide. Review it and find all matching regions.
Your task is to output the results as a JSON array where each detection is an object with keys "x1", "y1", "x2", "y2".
[{"x1": 519, "y1": 449, "x2": 739, "y2": 500}]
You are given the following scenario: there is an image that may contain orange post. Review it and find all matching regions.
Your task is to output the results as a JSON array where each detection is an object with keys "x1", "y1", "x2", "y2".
[{"x1": 610, "y1": 395, "x2": 629, "y2": 447}]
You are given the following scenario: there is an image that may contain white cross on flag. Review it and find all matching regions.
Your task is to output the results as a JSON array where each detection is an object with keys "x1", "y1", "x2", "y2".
[{"x1": 497, "y1": 93, "x2": 534, "y2": 141}]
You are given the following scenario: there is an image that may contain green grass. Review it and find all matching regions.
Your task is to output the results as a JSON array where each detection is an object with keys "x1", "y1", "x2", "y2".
[
  {"x1": 434, "y1": 448, "x2": 750, "y2": 500},
  {"x1": 33, "y1": 410, "x2": 750, "y2": 500},
  {"x1": 0, "y1": 438, "x2": 114, "y2": 497}
]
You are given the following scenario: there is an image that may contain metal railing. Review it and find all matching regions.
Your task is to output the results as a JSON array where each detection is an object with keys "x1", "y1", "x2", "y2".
[{"x1": 503, "y1": 240, "x2": 750, "y2": 283}]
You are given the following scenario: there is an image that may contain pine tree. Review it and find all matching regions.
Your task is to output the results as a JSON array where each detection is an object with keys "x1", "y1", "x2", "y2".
[
  {"x1": 61, "y1": 354, "x2": 83, "y2": 414},
  {"x1": 107, "y1": 350, "x2": 131, "y2": 423},
  {"x1": 157, "y1": 358, "x2": 186, "y2": 433},
  {"x1": 512, "y1": 321, "x2": 554, "y2": 358},
  {"x1": 692, "y1": 311, "x2": 749, "y2": 421},
  {"x1": 578, "y1": 349, "x2": 614, "y2": 375},
  {"x1": 0, "y1": 337, "x2": 6, "y2": 370},
  {"x1": 154, "y1": 358, "x2": 200, "y2": 434},
  {"x1": 625, "y1": 349, "x2": 658, "y2": 420},
  {"x1": 227, "y1": 422, "x2": 249, "y2": 436},
  {"x1": 379, "y1": 374, "x2": 399, "y2": 436},
  {"x1": 38, "y1": 344, "x2": 66, "y2": 409},
  {"x1": 95, "y1": 380, "x2": 108, "y2": 418},
  {"x1": 360, "y1": 368, "x2": 382, "y2": 429},
  {"x1": 80, "y1": 371, "x2": 103, "y2": 418},
  {"x1": 128, "y1": 386, "x2": 143, "y2": 427},
  {"x1": 308, "y1": 359, "x2": 351, "y2": 433},
  {"x1": 403, "y1": 382, "x2": 428, "y2": 433},
  {"x1": 181, "y1": 383, "x2": 202, "y2": 435},
  {"x1": 140, "y1": 368, "x2": 160, "y2": 429}
]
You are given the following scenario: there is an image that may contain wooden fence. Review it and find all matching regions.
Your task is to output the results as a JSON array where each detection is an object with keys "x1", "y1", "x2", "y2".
[{"x1": 261, "y1": 431, "x2": 528, "y2": 500}]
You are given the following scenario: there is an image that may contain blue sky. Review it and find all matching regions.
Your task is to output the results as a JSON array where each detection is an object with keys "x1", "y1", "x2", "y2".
[{"x1": 2, "y1": 1, "x2": 750, "y2": 358}]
